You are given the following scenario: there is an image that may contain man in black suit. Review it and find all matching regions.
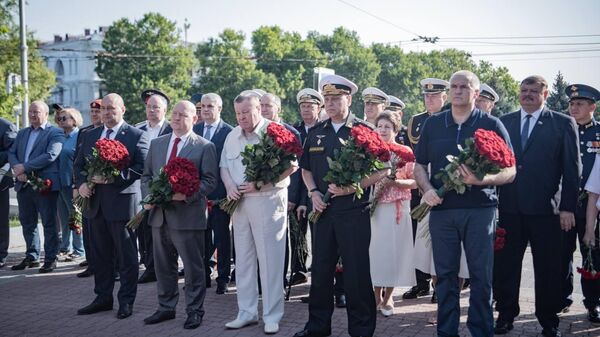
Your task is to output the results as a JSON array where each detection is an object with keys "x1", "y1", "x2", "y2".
[
  {"x1": 75, "y1": 93, "x2": 149, "y2": 320},
  {"x1": 135, "y1": 89, "x2": 173, "y2": 284},
  {"x1": 0, "y1": 117, "x2": 17, "y2": 268},
  {"x1": 193, "y1": 93, "x2": 233, "y2": 294},
  {"x1": 494, "y1": 75, "x2": 581, "y2": 337},
  {"x1": 9, "y1": 101, "x2": 65, "y2": 273}
]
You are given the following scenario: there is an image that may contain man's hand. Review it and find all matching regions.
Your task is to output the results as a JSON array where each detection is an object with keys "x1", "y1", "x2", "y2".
[
  {"x1": 296, "y1": 205, "x2": 307, "y2": 220},
  {"x1": 171, "y1": 193, "x2": 186, "y2": 201},
  {"x1": 239, "y1": 182, "x2": 258, "y2": 194},
  {"x1": 12, "y1": 164, "x2": 25, "y2": 176},
  {"x1": 583, "y1": 229, "x2": 596, "y2": 247},
  {"x1": 328, "y1": 184, "x2": 356, "y2": 198},
  {"x1": 458, "y1": 164, "x2": 483, "y2": 186},
  {"x1": 288, "y1": 202, "x2": 296, "y2": 212},
  {"x1": 143, "y1": 204, "x2": 155, "y2": 210},
  {"x1": 72, "y1": 189, "x2": 80, "y2": 199},
  {"x1": 16, "y1": 173, "x2": 27, "y2": 182},
  {"x1": 311, "y1": 191, "x2": 327, "y2": 212},
  {"x1": 559, "y1": 211, "x2": 576, "y2": 231},
  {"x1": 422, "y1": 189, "x2": 443, "y2": 207},
  {"x1": 78, "y1": 183, "x2": 93, "y2": 198}
]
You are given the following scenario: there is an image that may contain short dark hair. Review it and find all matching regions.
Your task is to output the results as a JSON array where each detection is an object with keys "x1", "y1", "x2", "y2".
[{"x1": 521, "y1": 75, "x2": 548, "y2": 90}]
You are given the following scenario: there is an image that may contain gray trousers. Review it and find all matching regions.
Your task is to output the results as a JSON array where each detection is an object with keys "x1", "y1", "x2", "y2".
[
  {"x1": 152, "y1": 224, "x2": 206, "y2": 315},
  {"x1": 430, "y1": 207, "x2": 495, "y2": 337}
]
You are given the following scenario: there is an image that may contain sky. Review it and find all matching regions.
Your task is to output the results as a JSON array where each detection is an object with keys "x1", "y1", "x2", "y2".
[{"x1": 24, "y1": 0, "x2": 600, "y2": 90}]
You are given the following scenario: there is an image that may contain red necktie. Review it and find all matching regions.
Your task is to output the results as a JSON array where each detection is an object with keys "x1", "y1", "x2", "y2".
[{"x1": 168, "y1": 137, "x2": 181, "y2": 162}]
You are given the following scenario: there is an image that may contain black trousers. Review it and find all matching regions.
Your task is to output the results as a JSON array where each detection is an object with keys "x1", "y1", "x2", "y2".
[
  {"x1": 305, "y1": 208, "x2": 375, "y2": 337},
  {"x1": 411, "y1": 193, "x2": 431, "y2": 288},
  {"x1": 204, "y1": 206, "x2": 231, "y2": 284},
  {"x1": 81, "y1": 216, "x2": 95, "y2": 272},
  {"x1": 493, "y1": 212, "x2": 563, "y2": 329},
  {"x1": 137, "y1": 212, "x2": 154, "y2": 273},
  {"x1": 90, "y1": 212, "x2": 138, "y2": 306},
  {"x1": 561, "y1": 216, "x2": 600, "y2": 309},
  {"x1": 0, "y1": 187, "x2": 9, "y2": 262}
]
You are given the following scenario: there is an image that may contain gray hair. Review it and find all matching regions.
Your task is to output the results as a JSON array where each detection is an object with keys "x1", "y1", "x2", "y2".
[
  {"x1": 234, "y1": 91, "x2": 261, "y2": 106},
  {"x1": 30, "y1": 100, "x2": 49, "y2": 114},
  {"x1": 201, "y1": 93, "x2": 223, "y2": 107},
  {"x1": 261, "y1": 93, "x2": 281, "y2": 108},
  {"x1": 450, "y1": 70, "x2": 480, "y2": 90},
  {"x1": 149, "y1": 94, "x2": 168, "y2": 108}
]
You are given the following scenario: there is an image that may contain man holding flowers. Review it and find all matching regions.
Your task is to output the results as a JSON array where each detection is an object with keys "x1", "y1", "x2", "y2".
[
  {"x1": 414, "y1": 71, "x2": 515, "y2": 337},
  {"x1": 141, "y1": 100, "x2": 218, "y2": 329}
]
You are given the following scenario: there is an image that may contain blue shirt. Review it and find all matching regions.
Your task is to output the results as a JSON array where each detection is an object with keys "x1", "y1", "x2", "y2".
[
  {"x1": 416, "y1": 108, "x2": 512, "y2": 210},
  {"x1": 58, "y1": 128, "x2": 79, "y2": 188},
  {"x1": 24, "y1": 122, "x2": 48, "y2": 162}
]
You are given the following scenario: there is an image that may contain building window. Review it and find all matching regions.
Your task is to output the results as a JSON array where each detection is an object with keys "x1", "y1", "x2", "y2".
[
  {"x1": 55, "y1": 60, "x2": 64, "y2": 77},
  {"x1": 74, "y1": 59, "x2": 78, "y2": 75}
]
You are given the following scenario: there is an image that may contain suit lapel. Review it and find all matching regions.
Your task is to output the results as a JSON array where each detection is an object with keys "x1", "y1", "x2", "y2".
[
  {"x1": 114, "y1": 123, "x2": 129, "y2": 143},
  {"x1": 178, "y1": 133, "x2": 199, "y2": 159},
  {"x1": 155, "y1": 135, "x2": 170, "y2": 168},
  {"x1": 523, "y1": 109, "x2": 549, "y2": 154},
  {"x1": 30, "y1": 126, "x2": 49, "y2": 154},
  {"x1": 197, "y1": 123, "x2": 205, "y2": 138},
  {"x1": 19, "y1": 127, "x2": 32, "y2": 159}
]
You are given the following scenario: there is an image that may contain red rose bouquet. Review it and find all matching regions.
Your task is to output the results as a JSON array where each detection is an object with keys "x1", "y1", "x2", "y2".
[
  {"x1": 219, "y1": 122, "x2": 302, "y2": 215},
  {"x1": 494, "y1": 227, "x2": 506, "y2": 251},
  {"x1": 0, "y1": 169, "x2": 52, "y2": 195},
  {"x1": 577, "y1": 245, "x2": 600, "y2": 280},
  {"x1": 127, "y1": 157, "x2": 200, "y2": 229},
  {"x1": 308, "y1": 124, "x2": 390, "y2": 223},
  {"x1": 411, "y1": 128, "x2": 515, "y2": 222}
]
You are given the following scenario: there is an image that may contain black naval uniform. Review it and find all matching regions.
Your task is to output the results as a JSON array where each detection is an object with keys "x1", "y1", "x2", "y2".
[
  {"x1": 395, "y1": 125, "x2": 409, "y2": 146},
  {"x1": 300, "y1": 113, "x2": 376, "y2": 337},
  {"x1": 561, "y1": 119, "x2": 600, "y2": 310}
]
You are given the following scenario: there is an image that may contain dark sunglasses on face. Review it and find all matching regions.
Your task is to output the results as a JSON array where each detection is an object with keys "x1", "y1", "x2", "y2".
[{"x1": 57, "y1": 116, "x2": 71, "y2": 122}]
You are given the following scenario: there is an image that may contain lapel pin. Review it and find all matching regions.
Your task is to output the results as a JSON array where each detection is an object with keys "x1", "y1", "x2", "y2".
[{"x1": 537, "y1": 121, "x2": 543, "y2": 125}]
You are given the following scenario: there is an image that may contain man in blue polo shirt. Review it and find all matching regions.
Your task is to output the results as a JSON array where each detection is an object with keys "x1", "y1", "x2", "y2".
[{"x1": 415, "y1": 70, "x2": 516, "y2": 337}]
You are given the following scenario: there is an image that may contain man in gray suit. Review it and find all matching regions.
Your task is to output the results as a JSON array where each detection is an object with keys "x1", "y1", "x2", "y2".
[{"x1": 142, "y1": 100, "x2": 218, "y2": 330}]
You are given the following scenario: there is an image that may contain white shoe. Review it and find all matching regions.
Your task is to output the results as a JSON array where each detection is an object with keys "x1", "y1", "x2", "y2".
[
  {"x1": 264, "y1": 322, "x2": 279, "y2": 334},
  {"x1": 380, "y1": 306, "x2": 394, "y2": 317},
  {"x1": 225, "y1": 318, "x2": 258, "y2": 329}
]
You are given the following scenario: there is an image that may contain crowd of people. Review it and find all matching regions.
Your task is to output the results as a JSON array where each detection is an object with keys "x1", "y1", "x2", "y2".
[{"x1": 0, "y1": 70, "x2": 599, "y2": 337}]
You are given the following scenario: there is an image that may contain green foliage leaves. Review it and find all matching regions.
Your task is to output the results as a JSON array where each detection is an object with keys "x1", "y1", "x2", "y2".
[
  {"x1": 97, "y1": 12, "x2": 196, "y2": 124},
  {"x1": 546, "y1": 71, "x2": 570, "y2": 113}
]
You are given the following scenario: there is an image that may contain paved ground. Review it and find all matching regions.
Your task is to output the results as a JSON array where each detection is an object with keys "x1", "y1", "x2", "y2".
[{"x1": 1, "y1": 226, "x2": 599, "y2": 337}]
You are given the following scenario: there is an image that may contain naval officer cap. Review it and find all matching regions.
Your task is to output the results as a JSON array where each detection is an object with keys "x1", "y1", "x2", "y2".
[
  {"x1": 362, "y1": 87, "x2": 388, "y2": 104},
  {"x1": 141, "y1": 88, "x2": 170, "y2": 106},
  {"x1": 89, "y1": 99, "x2": 102, "y2": 109},
  {"x1": 420, "y1": 78, "x2": 450, "y2": 94},
  {"x1": 239, "y1": 89, "x2": 264, "y2": 98},
  {"x1": 297, "y1": 88, "x2": 324, "y2": 106},
  {"x1": 386, "y1": 95, "x2": 406, "y2": 111},
  {"x1": 565, "y1": 84, "x2": 600, "y2": 103},
  {"x1": 319, "y1": 74, "x2": 358, "y2": 96},
  {"x1": 190, "y1": 93, "x2": 204, "y2": 105},
  {"x1": 479, "y1": 84, "x2": 499, "y2": 103}
]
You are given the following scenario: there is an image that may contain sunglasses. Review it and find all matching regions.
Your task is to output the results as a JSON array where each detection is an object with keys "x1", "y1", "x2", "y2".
[{"x1": 57, "y1": 116, "x2": 71, "y2": 122}]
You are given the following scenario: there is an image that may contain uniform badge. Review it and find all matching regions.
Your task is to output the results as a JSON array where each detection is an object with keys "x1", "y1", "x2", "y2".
[{"x1": 316, "y1": 134, "x2": 325, "y2": 145}]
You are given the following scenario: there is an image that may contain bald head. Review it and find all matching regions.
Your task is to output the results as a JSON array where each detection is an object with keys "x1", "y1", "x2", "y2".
[
  {"x1": 29, "y1": 101, "x2": 49, "y2": 128},
  {"x1": 101, "y1": 93, "x2": 126, "y2": 128},
  {"x1": 170, "y1": 100, "x2": 197, "y2": 136}
]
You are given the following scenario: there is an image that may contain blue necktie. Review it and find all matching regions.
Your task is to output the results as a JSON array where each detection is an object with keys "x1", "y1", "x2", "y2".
[
  {"x1": 521, "y1": 115, "x2": 532, "y2": 150},
  {"x1": 204, "y1": 124, "x2": 213, "y2": 141}
]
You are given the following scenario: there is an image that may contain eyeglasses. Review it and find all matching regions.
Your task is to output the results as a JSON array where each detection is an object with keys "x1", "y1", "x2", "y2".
[{"x1": 57, "y1": 116, "x2": 71, "y2": 122}]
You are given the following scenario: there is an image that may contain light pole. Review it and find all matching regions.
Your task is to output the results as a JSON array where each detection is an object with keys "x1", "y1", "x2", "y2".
[{"x1": 19, "y1": 0, "x2": 29, "y2": 126}]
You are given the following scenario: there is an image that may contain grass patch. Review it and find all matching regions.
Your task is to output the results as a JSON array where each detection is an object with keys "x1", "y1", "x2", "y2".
[{"x1": 9, "y1": 217, "x2": 20, "y2": 227}]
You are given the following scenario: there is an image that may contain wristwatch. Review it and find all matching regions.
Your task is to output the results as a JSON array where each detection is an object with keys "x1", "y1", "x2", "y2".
[{"x1": 309, "y1": 187, "x2": 320, "y2": 198}]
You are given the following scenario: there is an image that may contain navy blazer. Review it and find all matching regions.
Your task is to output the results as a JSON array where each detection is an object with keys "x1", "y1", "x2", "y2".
[
  {"x1": 8, "y1": 123, "x2": 65, "y2": 192},
  {"x1": 73, "y1": 123, "x2": 149, "y2": 221},
  {"x1": 498, "y1": 108, "x2": 581, "y2": 215},
  {"x1": 193, "y1": 119, "x2": 233, "y2": 200},
  {"x1": 0, "y1": 118, "x2": 17, "y2": 190}
]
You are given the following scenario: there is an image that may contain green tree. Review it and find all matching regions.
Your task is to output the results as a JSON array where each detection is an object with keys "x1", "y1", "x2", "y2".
[
  {"x1": 0, "y1": 0, "x2": 55, "y2": 122},
  {"x1": 193, "y1": 29, "x2": 280, "y2": 124},
  {"x1": 476, "y1": 61, "x2": 519, "y2": 116},
  {"x1": 546, "y1": 71, "x2": 570, "y2": 113},
  {"x1": 96, "y1": 12, "x2": 196, "y2": 123}
]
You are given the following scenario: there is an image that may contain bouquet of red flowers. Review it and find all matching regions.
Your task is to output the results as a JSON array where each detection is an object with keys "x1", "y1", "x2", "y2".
[
  {"x1": 577, "y1": 245, "x2": 600, "y2": 280},
  {"x1": 411, "y1": 128, "x2": 515, "y2": 222},
  {"x1": 219, "y1": 122, "x2": 302, "y2": 215},
  {"x1": 308, "y1": 124, "x2": 390, "y2": 223},
  {"x1": 73, "y1": 138, "x2": 130, "y2": 216},
  {"x1": 25, "y1": 172, "x2": 53, "y2": 195},
  {"x1": 127, "y1": 157, "x2": 200, "y2": 229},
  {"x1": 494, "y1": 227, "x2": 507, "y2": 251}
]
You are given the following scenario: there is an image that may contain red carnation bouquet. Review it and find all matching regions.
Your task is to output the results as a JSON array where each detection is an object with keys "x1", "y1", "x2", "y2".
[
  {"x1": 308, "y1": 124, "x2": 390, "y2": 223},
  {"x1": 73, "y1": 138, "x2": 130, "y2": 218},
  {"x1": 127, "y1": 157, "x2": 200, "y2": 229},
  {"x1": 494, "y1": 227, "x2": 506, "y2": 251},
  {"x1": 577, "y1": 245, "x2": 600, "y2": 280},
  {"x1": 411, "y1": 128, "x2": 515, "y2": 221},
  {"x1": 219, "y1": 122, "x2": 302, "y2": 215}
]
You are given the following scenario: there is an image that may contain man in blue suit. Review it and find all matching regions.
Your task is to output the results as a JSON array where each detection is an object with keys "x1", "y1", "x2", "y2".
[
  {"x1": 193, "y1": 93, "x2": 233, "y2": 294},
  {"x1": 75, "y1": 93, "x2": 149, "y2": 320},
  {"x1": 494, "y1": 75, "x2": 581, "y2": 337},
  {"x1": 0, "y1": 117, "x2": 16, "y2": 269},
  {"x1": 8, "y1": 101, "x2": 65, "y2": 273}
]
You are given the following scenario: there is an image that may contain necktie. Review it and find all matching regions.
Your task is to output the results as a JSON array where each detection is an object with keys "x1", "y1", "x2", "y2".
[
  {"x1": 105, "y1": 128, "x2": 113, "y2": 139},
  {"x1": 521, "y1": 114, "x2": 532, "y2": 150},
  {"x1": 204, "y1": 125, "x2": 213, "y2": 141},
  {"x1": 168, "y1": 137, "x2": 181, "y2": 162}
]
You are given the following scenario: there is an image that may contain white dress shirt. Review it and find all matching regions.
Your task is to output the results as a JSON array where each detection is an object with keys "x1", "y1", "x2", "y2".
[
  {"x1": 165, "y1": 130, "x2": 193, "y2": 162},
  {"x1": 519, "y1": 107, "x2": 543, "y2": 139},
  {"x1": 101, "y1": 120, "x2": 125, "y2": 139},
  {"x1": 146, "y1": 119, "x2": 166, "y2": 140}
]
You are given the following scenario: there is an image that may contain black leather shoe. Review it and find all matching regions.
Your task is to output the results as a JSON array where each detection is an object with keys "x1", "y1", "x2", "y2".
[
  {"x1": 0, "y1": 261, "x2": 5, "y2": 268},
  {"x1": 79, "y1": 260, "x2": 88, "y2": 267},
  {"x1": 117, "y1": 304, "x2": 133, "y2": 319},
  {"x1": 144, "y1": 310, "x2": 175, "y2": 324},
  {"x1": 335, "y1": 294, "x2": 347, "y2": 308},
  {"x1": 184, "y1": 312, "x2": 202, "y2": 329},
  {"x1": 114, "y1": 272, "x2": 120, "y2": 281},
  {"x1": 431, "y1": 290, "x2": 438, "y2": 304},
  {"x1": 402, "y1": 285, "x2": 429, "y2": 299},
  {"x1": 77, "y1": 299, "x2": 113, "y2": 315},
  {"x1": 11, "y1": 257, "x2": 40, "y2": 270},
  {"x1": 39, "y1": 260, "x2": 57, "y2": 273},
  {"x1": 494, "y1": 320, "x2": 514, "y2": 335},
  {"x1": 293, "y1": 329, "x2": 331, "y2": 337},
  {"x1": 588, "y1": 306, "x2": 600, "y2": 324},
  {"x1": 290, "y1": 272, "x2": 308, "y2": 286},
  {"x1": 541, "y1": 327, "x2": 561, "y2": 337},
  {"x1": 77, "y1": 269, "x2": 94, "y2": 278},
  {"x1": 138, "y1": 270, "x2": 157, "y2": 284},
  {"x1": 462, "y1": 279, "x2": 470, "y2": 290},
  {"x1": 300, "y1": 296, "x2": 310, "y2": 303},
  {"x1": 216, "y1": 282, "x2": 228, "y2": 294}
]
